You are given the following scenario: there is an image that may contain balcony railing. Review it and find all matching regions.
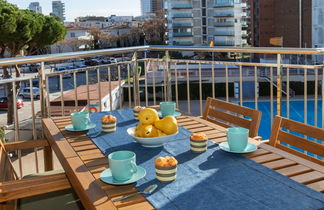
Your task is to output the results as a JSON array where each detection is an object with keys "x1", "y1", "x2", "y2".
[
  {"x1": 215, "y1": 30, "x2": 235, "y2": 36},
  {"x1": 173, "y1": 22, "x2": 193, "y2": 27},
  {"x1": 172, "y1": 13, "x2": 193, "y2": 18},
  {"x1": 172, "y1": 3, "x2": 193, "y2": 9},
  {"x1": 0, "y1": 45, "x2": 324, "y2": 176},
  {"x1": 214, "y1": 11, "x2": 234, "y2": 17},
  {"x1": 214, "y1": 21, "x2": 235, "y2": 27},
  {"x1": 173, "y1": 32, "x2": 193, "y2": 37}
]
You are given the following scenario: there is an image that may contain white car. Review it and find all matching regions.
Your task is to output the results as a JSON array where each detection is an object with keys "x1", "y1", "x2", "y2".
[{"x1": 19, "y1": 87, "x2": 40, "y2": 99}]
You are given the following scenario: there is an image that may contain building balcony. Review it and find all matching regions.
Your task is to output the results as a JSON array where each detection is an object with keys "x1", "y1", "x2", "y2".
[
  {"x1": 173, "y1": 22, "x2": 193, "y2": 27},
  {"x1": 213, "y1": 1, "x2": 234, "y2": 7},
  {"x1": 172, "y1": 3, "x2": 193, "y2": 9},
  {"x1": 0, "y1": 45, "x2": 323, "y2": 210},
  {"x1": 241, "y1": 21, "x2": 248, "y2": 27},
  {"x1": 172, "y1": 13, "x2": 193, "y2": 18},
  {"x1": 214, "y1": 21, "x2": 235, "y2": 27},
  {"x1": 173, "y1": 41, "x2": 194, "y2": 45},
  {"x1": 214, "y1": 40, "x2": 235, "y2": 46},
  {"x1": 173, "y1": 32, "x2": 193, "y2": 37},
  {"x1": 214, "y1": 11, "x2": 234, "y2": 17},
  {"x1": 215, "y1": 30, "x2": 235, "y2": 36},
  {"x1": 241, "y1": 30, "x2": 248, "y2": 37}
]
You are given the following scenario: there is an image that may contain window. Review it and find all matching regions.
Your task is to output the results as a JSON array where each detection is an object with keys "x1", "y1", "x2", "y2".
[
  {"x1": 202, "y1": 0, "x2": 206, "y2": 7},
  {"x1": 70, "y1": 32, "x2": 76, "y2": 38},
  {"x1": 202, "y1": 18, "x2": 206, "y2": 25},
  {"x1": 203, "y1": 27, "x2": 207, "y2": 35},
  {"x1": 202, "y1": 8, "x2": 206, "y2": 16}
]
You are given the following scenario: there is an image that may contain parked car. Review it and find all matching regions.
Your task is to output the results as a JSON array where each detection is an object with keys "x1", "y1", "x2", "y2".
[
  {"x1": 101, "y1": 59, "x2": 111, "y2": 64},
  {"x1": 55, "y1": 66, "x2": 72, "y2": 79},
  {"x1": 85, "y1": 59, "x2": 100, "y2": 66},
  {"x1": 19, "y1": 87, "x2": 40, "y2": 99},
  {"x1": 66, "y1": 65, "x2": 75, "y2": 70},
  {"x1": 0, "y1": 97, "x2": 24, "y2": 109},
  {"x1": 76, "y1": 64, "x2": 87, "y2": 68}
]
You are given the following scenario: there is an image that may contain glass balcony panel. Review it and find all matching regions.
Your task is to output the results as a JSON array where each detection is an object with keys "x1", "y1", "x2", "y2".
[
  {"x1": 214, "y1": 11, "x2": 234, "y2": 17},
  {"x1": 214, "y1": 21, "x2": 235, "y2": 27},
  {"x1": 172, "y1": 13, "x2": 193, "y2": 18},
  {"x1": 214, "y1": 40, "x2": 235, "y2": 46},
  {"x1": 173, "y1": 41, "x2": 194, "y2": 45},
  {"x1": 173, "y1": 22, "x2": 193, "y2": 27},
  {"x1": 173, "y1": 32, "x2": 193, "y2": 37},
  {"x1": 213, "y1": 0, "x2": 234, "y2": 7},
  {"x1": 172, "y1": 3, "x2": 193, "y2": 9},
  {"x1": 215, "y1": 30, "x2": 235, "y2": 36}
]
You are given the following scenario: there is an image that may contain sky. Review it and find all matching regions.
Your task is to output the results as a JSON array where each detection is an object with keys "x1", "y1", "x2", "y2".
[{"x1": 7, "y1": 0, "x2": 141, "y2": 21}]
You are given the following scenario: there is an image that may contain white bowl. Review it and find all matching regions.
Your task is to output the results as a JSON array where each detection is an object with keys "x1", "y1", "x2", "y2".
[{"x1": 127, "y1": 127, "x2": 178, "y2": 148}]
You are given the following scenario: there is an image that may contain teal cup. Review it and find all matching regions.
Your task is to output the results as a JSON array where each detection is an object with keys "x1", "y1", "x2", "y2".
[
  {"x1": 71, "y1": 112, "x2": 90, "y2": 130},
  {"x1": 160, "y1": 101, "x2": 176, "y2": 117},
  {"x1": 226, "y1": 127, "x2": 249, "y2": 152},
  {"x1": 108, "y1": 151, "x2": 137, "y2": 181}
]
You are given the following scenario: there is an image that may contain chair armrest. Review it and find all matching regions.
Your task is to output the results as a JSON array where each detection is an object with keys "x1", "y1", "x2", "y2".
[
  {"x1": 3, "y1": 139, "x2": 49, "y2": 152},
  {"x1": 0, "y1": 172, "x2": 71, "y2": 202}
]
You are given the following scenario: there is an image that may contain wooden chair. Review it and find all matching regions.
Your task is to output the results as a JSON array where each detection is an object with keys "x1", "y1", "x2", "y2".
[
  {"x1": 202, "y1": 97, "x2": 262, "y2": 138},
  {"x1": 269, "y1": 116, "x2": 324, "y2": 166},
  {"x1": 0, "y1": 140, "x2": 83, "y2": 210}
]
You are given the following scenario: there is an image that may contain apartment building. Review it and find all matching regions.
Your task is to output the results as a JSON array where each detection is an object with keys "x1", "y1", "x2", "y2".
[
  {"x1": 141, "y1": 0, "x2": 164, "y2": 16},
  {"x1": 166, "y1": 0, "x2": 249, "y2": 46},
  {"x1": 52, "y1": 1, "x2": 65, "y2": 21},
  {"x1": 28, "y1": 2, "x2": 42, "y2": 14}
]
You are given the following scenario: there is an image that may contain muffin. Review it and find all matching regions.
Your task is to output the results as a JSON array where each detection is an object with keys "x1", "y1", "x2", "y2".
[
  {"x1": 190, "y1": 132, "x2": 208, "y2": 153},
  {"x1": 101, "y1": 115, "x2": 117, "y2": 133},
  {"x1": 155, "y1": 156, "x2": 178, "y2": 182},
  {"x1": 133, "y1": 106, "x2": 145, "y2": 120}
]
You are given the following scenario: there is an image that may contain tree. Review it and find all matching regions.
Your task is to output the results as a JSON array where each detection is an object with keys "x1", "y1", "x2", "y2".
[
  {"x1": 142, "y1": 18, "x2": 166, "y2": 45},
  {"x1": 89, "y1": 28, "x2": 102, "y2": 49},
  {"x1": 27, "y1": 15, "x2": 67, "y2": 55},
  {"x1": 0, "y1": 1, "x2": 66, "y2": 124}
]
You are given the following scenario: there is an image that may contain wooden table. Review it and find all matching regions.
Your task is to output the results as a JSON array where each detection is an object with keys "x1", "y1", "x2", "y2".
[{"x1": 42, "y1": 115, "x2": 324, "y2": 210}]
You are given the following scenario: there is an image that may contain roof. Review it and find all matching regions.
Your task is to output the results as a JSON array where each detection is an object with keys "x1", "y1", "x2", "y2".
[
  {"x1": 66, "y1": 26, "x2": 89, "y2": 31},
  {"x1": 51, "y1": 81, "x2": 123, "y2": 103}
]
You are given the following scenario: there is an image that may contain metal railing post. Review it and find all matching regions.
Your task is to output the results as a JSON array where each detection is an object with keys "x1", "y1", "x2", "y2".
[
  {"x1": 276, "y1": 54, "x2": 282, "y2": 116},
  {"x1": 165, "y1": 51, "x2": 172, "y2": 101},
  {"x1": 132, "y1": 52, "x2": 140, "y2": 106},
  {"x1": 39, "y1": 62, "x2": 48, "y2": 117}
]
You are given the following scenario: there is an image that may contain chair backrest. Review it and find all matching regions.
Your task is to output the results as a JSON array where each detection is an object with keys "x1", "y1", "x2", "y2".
[
  {"x1": 269, "y1": 116, "x2": 324, "y2": 165},
  {"x1": 202, "y1": 97, "x2": 262, "y2": 137},
  {"x1": 0, "y1": 140, "x2": 17, "y2": 182}
]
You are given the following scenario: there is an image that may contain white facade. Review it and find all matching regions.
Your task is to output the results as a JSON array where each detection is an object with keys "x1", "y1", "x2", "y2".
[
  {"x1": 65, "y1": 21, "x2": 112, "y2": 29},
  {"x1": 108, "y1": 15, "x2": 133, "y2": 22},
  {"x1": 52, "y1": 1, "x2": 65, "y2": 21},
  {"x1": 141, "y1": 0, "x2": 152, "y2": 15},
  {"x1": 28, "y1": 2, "x2": 42, "y2": 14},
  {"x1": 166, "y1": 0, "x2": 248, "y2": 46}
]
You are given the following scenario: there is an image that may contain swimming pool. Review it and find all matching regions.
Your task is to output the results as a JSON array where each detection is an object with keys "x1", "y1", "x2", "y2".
[{"x1": 243, "y1": 100, "x2": 323, "y2": 139}]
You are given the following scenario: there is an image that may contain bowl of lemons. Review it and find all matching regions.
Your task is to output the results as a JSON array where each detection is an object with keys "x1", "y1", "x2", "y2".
[{"x1": 127, "y1": 108, "x2": 179, "y2": 147}]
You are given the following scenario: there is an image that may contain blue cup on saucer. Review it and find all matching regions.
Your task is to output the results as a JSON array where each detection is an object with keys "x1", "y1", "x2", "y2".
[
  {"x1": 71, "y1": 112, "x2": 90, "y2": 130},
  {"x1": 108, "y1": 151, "x2": 137, "y2": 181},
  {"x1": 160, "y1": 101, "x2": 176, "y2": 117},
  {"x1": 226, "y1": 127, "x2": 249, "y2": 152}
]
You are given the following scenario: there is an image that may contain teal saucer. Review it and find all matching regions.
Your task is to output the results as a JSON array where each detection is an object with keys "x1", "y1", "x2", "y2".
[
  {"x1": 219, "y1": 142, "x2": 257, "y2": 153},
  {"x1": 158, "y1": 111, "x2": 181, "y2": 118},
  {"x1": 65, "y1": 122, "x2": 96, "y2": 132},
  {"x1": 100, "y1": 166, "x2": 146, "y2": 185}
]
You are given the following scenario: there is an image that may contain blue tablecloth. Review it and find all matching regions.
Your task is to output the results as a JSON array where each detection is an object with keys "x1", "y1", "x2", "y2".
[{"x1": 88, "y1": 109, "x2": 324, "y2": 210}]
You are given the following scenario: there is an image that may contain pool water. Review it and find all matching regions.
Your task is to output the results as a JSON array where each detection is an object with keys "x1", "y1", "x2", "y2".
[{"x1": 243, "y1": 100, "x2": 323, "y2": 140}]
